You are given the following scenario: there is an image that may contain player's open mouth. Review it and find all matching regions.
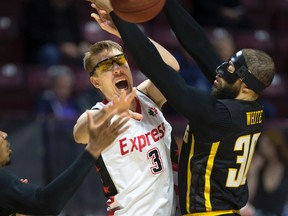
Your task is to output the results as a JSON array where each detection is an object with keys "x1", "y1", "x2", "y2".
[{"x1": 115, "y1": 79, "x2": 128, "y2": 90}]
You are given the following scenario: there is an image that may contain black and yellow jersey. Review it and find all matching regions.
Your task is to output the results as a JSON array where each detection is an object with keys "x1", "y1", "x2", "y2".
[{"x1": 179, "y1": 99, "x2": 263, "y2": 214}]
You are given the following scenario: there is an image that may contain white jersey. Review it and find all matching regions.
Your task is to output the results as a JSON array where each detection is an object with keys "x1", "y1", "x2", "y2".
[{"x1": 92, "y1": 90, "x2": 176, "y2": 216}]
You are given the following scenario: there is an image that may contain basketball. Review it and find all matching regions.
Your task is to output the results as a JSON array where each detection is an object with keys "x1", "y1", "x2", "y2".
[{"x1": 110, "y1": 0, "x2": 166, "y2": 23}]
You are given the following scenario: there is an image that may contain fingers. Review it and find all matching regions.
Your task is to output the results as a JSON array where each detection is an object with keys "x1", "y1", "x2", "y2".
[
  {"x1": 90, "y1": 2, "x2": 97, "y2": 9},
  {"x1": 91, "y1": 2, "x2": 109, "y2": 15},
  {"x1": 109, "y1": 113, "x2": 131, "y2": 135},
  {"x1": 117, "y1": 88, "x2": 136, "y2": 105},
  {"x1": 0, "y1": 131, "x2": 8, "y2": 139},
  {"x1": 20, "y1": 178, "x2": 28, "y2": 184},
  {"x1": 128, "y1": 110, "x2": 143, "y2": 121},
  {"x1": 101, "y1": 110, "x2": 117, "y2": 127},
  {"x1": 127, "y1": 87, "x2": 137, "y2": 104},
  {"x1": 91, "y1": 13, "x2": 99, "y2": 21}
]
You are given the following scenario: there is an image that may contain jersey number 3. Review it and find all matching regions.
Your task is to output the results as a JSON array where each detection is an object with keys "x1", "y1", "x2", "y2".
[
  {"x1": 147, "y1": 147, "x2": 164, "y2": 174},
  {"x1": 226, "y1": 132, "x2": 261, "y2": 187}
]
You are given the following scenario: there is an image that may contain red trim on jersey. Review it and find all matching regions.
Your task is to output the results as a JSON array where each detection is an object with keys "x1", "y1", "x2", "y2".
[
  {"x1": 172, "y1": 162, "x2": 179, "y2": 172},
  {"x1": 107, "y1": 196, "x2": 122, "y2": 216}
]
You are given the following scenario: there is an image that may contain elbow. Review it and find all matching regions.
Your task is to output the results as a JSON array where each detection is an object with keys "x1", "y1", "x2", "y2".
[
  {"x1": 73, "y1": 124, "x2": 80, "y2": 143},
  {"x1": 73, "y1": 124, "x2": 88, "y2": 144},
  {"x1": 73, "y1": 124, "x2": 82, "y2": 144}
]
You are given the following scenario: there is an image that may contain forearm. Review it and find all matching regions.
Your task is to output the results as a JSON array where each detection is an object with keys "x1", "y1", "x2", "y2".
[
  {"x1": 36, "y1": 150, "x2": 95, "y2": 214},
  {"x1": 109, "y1": 20, "x2": 179, "y2": 72},
  {"x1": 111, "y1": 14, "x2": 186, "y2": 113},
  {"x1": 163, "y1": 0, "x2": 223, "y2": 83},
  {"x1": 0, "y1": 151, "x2": 94, "y2": 215},
  {"x1": 111, "y1": 13, "x2": 215, "y2": 120},
  {"x1": 137, "y1": 39, "x2": 180, "y2": 108}
]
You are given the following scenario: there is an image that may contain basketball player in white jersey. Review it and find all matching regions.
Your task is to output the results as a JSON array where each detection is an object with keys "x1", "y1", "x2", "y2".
[{"x1": 73, "y1": 8, "x2": 180, "y2": 215}]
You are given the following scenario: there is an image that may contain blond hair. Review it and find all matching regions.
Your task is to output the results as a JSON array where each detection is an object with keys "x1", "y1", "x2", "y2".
[{"x1": 83, "y1": 40, "x2": 123, "y2": 76}]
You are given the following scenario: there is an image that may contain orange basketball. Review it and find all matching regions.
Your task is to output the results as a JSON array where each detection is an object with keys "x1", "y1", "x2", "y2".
[{"x1": 110, "y1": 0, "x2": 166, "y2": 23}]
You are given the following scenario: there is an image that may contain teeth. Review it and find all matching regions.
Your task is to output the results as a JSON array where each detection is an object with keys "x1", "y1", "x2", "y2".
[{"x1": 116, "y1": 79, "x2": 126, "y2": 84}]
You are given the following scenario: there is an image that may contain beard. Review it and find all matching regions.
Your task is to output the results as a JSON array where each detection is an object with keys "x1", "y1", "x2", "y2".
[{"x1": 211, "y1": 81, "x2": 241, "y2": 99}]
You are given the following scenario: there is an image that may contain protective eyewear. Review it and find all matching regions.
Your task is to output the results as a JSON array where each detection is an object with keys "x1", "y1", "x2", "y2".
[
  {"x1": 90, "y1": 54, "x2": 127, "y2": 76},
  {"x1": 215, "y1": 51, "x2": 266, "y2": 93}
]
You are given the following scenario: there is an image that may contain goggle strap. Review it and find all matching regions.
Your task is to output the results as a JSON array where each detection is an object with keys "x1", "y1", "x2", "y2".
[
  {"x1": 240, "y1": 71, "x2": 266, "y2": 94},
  {"x1": 234, "y1": 65, "x2": 266, "y2": 94}
]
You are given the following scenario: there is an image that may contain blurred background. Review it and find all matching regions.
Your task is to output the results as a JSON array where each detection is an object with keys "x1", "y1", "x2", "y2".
[{"x1": 0, "y1": 0, "x2": 287, "y2": 215}]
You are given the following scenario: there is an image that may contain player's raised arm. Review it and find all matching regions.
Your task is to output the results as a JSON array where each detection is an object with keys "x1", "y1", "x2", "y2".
[{"x1": 163, "y1": 0, "x2": 223, "y2": 83}]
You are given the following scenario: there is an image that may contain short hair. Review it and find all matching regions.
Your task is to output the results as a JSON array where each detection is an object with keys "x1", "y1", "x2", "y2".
[
  {"x1": 242, "y1": 49, "x2": 275, "y2": 88},
  {"x1": 83, "y1": 40, "x2": 123, "y2": 76}
]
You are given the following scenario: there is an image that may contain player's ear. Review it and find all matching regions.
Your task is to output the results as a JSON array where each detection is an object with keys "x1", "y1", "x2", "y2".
[
  {"x1": 90, "y1": 77, "x2": 100, "y2": 89},
  {"x1": 242, "y1": 84, "x2": 251, "y2": 94},
  {"x1": 242, "y1": 83, "x2": 251, "y2": 94}
]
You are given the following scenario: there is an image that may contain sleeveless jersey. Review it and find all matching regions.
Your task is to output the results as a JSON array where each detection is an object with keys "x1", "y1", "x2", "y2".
[
  {"x1": 179, "y1": 99, "x2": 264, "y2": 215},
  {"x1": 92, "y1": 90, "x2": 176, "y2": 216}
]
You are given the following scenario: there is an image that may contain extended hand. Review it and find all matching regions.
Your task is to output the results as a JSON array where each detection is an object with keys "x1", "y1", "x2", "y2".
[
  {"x1": 105, "y1": 88, "x2": 143, "y2": 120},
  {"x1": 88, "y1": 0, "x2": 113, "y2": 13},
  {"x1": 88, "y1": 1, "x2": 120, "y2": 37},
  {"x1": 85, "y1": 110, "x2": 130, "y2": 159}
]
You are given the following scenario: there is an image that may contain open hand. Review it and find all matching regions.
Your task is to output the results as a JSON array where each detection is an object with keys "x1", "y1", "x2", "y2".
[
  {"x1": 85, "y1": 110, "x2": 130, "y2": 158},
  {"x1": 89, "y1": 2, "x2": 120, "y2": 38},
  {"x1": 105, "y1": 88, "x2": 143, "y2": 120}
]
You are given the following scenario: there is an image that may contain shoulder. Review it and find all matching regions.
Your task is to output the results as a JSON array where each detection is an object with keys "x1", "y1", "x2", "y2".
[{"x1": 137, "y1": 80, "x2": 166, "y2": 108}]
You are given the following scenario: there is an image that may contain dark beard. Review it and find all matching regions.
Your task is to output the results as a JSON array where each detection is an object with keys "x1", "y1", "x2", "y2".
[{"x1": 211, "y1": 84, "x2": 240, "y2": 99}]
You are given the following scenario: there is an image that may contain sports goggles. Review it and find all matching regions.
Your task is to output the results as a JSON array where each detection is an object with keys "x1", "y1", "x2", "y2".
[{"x1": 90, "y1": 53, "x2": 127, "y2": 76}]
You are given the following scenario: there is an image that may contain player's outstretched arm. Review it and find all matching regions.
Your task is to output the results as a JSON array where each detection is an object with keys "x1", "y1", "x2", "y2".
[
  {"x1": 163, "y1": 0, "x2": 223, "y2": 83},
  {"x1": 0, "y1": 94, "x2": 132, "y2": 215}
]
